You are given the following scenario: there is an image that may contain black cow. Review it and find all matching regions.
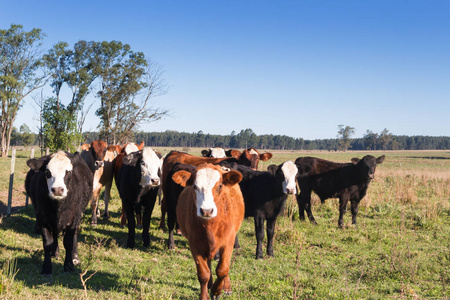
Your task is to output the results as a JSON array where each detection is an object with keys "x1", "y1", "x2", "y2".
[
  {"x1": 164, "y1": 162, "x2": 197, "y2": 249},
  {"x1": 25, "y1": 151, "x2": 93, "y2": 275},
  {"x1": 295, "y1": 155, "x2": 385, "y2": 228},
  {"x1": 116, "y1": 147, "x2": 163, "y2": 248},
  {"x1": 222, "y1": 160, "x2": 298, "y2": 259}
]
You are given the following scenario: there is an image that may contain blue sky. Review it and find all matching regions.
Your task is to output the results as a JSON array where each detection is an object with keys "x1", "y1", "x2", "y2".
[{"x1": 1, "y1": 0, "x2": 449, "y2": 140}]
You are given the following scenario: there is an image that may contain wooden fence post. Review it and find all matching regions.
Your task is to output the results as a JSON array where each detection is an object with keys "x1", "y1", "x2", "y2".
[{"x1": 7, "y1": 148, "x2": 16, "y2": 216}]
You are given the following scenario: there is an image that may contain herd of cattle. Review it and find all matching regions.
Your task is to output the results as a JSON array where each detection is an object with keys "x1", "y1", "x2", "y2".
[{"x1": 24, "y1": 142, "x2": 384, "y2": 299}]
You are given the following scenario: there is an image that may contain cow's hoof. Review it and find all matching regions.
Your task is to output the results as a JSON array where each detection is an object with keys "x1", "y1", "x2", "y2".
[
  {"x1": 64, "y1": 264, "x2": 74, "y2": 272},
  {"x1": 73, "y1": 256, "x2": 80, "y2": 265},
  {"x1": 91, "y1": 222, "x2": 97, "y2": 227},
  {"x1": 102, "y1": 214, "x2": 110, "y2": 220}
]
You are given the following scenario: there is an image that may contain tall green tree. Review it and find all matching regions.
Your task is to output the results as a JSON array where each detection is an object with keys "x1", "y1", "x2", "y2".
[
  {"x1": 337, "y1": 124, "x2": 355, "y2": 151},
  {"x1": 19, "y1": 124, "x2": 35, "y2": 148},
  {"x1": 42, "y1": 97, "x2": 79, "y2": 152},
  {"x1": 378, "y1": 128, "x2": 392, "y2": 151},
  {"x1": 0, "y1": 24, "x2": 47, "y2": 157},
  {"x1": 92, "y1": 41, "x2": 167, "y2": 144},
  {"x1": 363, "y1": 130, "x2": 378, "y2": 150}
]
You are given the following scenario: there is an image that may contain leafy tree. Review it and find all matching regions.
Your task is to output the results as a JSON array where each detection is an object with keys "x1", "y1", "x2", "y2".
[
  {"x1": 378, "y1": 128, "x2": 392, "y2": 150},
  {"x1": 363, "y1": 130, "x2": 378, "y2": 150},
  {"x1": 0, "y1": 24, "x2": 47, "y2": 157},
  {"x1": 19, "y1": 124, "x2": 35, "y2": 148},
  {"x1": 42, "y1": 97, "x2": 80, "y2": 151},
  {"x1": 92, "y1": 41, "x2": 168, "y2": 144},
  {"x1": 337, "y1": 124, "x2": 355, "y2": 151}
]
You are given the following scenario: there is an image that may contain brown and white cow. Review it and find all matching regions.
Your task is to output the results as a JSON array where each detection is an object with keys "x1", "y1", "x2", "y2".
[
  {"x1": 173, "y1": 163, "x2": 244, "y2": 299},
  {"x1": 80, "y1": 140, "x2": 115, "y2": 225},
  {"x1": 159, "y1": 149, "x2": 272, "y2": 231}
]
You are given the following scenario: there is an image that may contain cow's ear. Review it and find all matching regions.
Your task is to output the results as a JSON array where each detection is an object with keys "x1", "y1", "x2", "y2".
[
  {"x1": 376, "y1": 155, "x2": 385, "y2": 164},
  {"x1": 260, "y1": 152, "x2": 272, "y2": 161},
  {"x1": 201, "y1": 150, "x2": 210, "y2": 157},
  {"x1": 229, "y1": 149, "x2": 241, "y2": 158},
  {"x1": 267, "y1": 164, "x2": 278, "y2": 175},
  {"x1": 137, "y1": 141, "x2": 145, "y2": 150},
  {"x1": 27, "y1": 157, "x2": 47, "y2": 171},
  {"x1": 222, "y1": 170, "x2": 242, "y2": 186},
  {"x1": 172, "y1": 170, "x2": 193, "y2": 187},
  {"x1": 351, "y1": 158, "x2": 360, "y2": 164}
]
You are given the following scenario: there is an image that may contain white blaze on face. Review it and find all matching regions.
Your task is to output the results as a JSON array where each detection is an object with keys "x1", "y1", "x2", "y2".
[
  {"x1": 194, "y1": 168, "x2": 220, "y2": 219},
  {"x1": 124, "y1": 143, "x2": 139, "y2": 155},
  {"x1": 46, "y1": 152, "x2": 73, "y2": 200},
  {"x1": 210, "y1": 147, "x2": 226, "y2": 158},
  {"x1": 281, "y1": 161, "x2": 298, "y2": 195},
  {"x1": 140, "y1": 147, "x2": 162, "y2": 187},
  {"x1": 248, "y1": 148, "x2": 258, "y2": 155}
]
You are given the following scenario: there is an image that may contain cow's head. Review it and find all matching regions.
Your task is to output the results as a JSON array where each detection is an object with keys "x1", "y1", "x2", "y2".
[
  {"x1": 139, "y1": 147, "x2": 164, "y2": 187},
  {"x1": 172, "y1": 164, "x2": 242, "y2": 219},
  {"x1": 27, "y1": 151, "x2": 73, "y2": 200},
  {"x1": 239, "y1": 148, "x2": 273, "y2": 170},
  {"x1": 90, "y1": 140, "x2": 108, "y2": 168},
  {"x1": 201, "y1": 147, "x2": 227, "y2": 158},
  {"x1": 268, "y1": 160, "x2": 298, "y2": 195},
  {"x1": 351, "y1": 155, "x2": 385, "y2": 180}
]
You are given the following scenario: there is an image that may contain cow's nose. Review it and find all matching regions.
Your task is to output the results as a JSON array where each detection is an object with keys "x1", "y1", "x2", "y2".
[
  {"x1": 369, "y1": 173, "x2": 374, "y2": 179},
  {"x1": 286, "y1": 188, "x2": 296, "y2": 195},
  {"x1": 51, "y1": 187, "x2": 64, "y2": 196},
  {"x1": 151, "y1": 178, "x2": 160, "y2": 185},
  {"x1": 200, "y1": 208, "x2": 214, "y2": 218},
  {"x1": 95, "y1": 161, "x2": 104, "y2": 168}
]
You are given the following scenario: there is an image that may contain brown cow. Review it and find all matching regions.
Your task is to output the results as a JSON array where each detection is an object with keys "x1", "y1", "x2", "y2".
[
  {"x1": 173, "y1": 163, "x2": 244, "y2": 300},
  {"x1": 159, "y1": 149, "x2": 272, "y2": 231},
  {"x1": 80, "y1": 140, "x2": 114, "y2": 225}
]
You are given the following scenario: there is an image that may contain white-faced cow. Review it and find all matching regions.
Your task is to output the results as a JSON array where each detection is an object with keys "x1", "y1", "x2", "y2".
[
  {"x1": 116, "y1": 147, "x2": 163, "y2": 248},
  {"x1": 25, "y1": 151, "x2": 93, "y2": 275},
  {"x1": 173, "y1": 163, "x2": 244, "y2": 300},
  {"x1": 295, "y1": 155, "x2": 385, "y2": 228},
  {"x1": 201, "y1": 147, "x2": 237, "y2": 158},
  {"x1": 221, "y1": 160, "x2": 298, "y2": 259}
]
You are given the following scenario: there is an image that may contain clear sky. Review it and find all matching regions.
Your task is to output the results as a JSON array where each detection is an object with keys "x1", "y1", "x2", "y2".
[{"x1": 1, "y1": 0, "x2": 449, "y2": 140}]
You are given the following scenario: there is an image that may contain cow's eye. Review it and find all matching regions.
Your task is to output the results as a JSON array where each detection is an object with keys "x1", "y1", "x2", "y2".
[
  {"x1": 217, "y1": 184, "x2": 223, "y2": 192},
  {"x1": 45, "y1": 169, "x2": 51, "y2": 179}
]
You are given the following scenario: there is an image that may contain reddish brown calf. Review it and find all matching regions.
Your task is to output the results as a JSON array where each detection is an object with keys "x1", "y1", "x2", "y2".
[{"x1": 174, "y1": 163, "x2": 244, "y2": 300}]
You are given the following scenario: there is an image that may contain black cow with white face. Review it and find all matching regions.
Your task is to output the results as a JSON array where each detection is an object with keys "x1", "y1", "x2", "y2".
[
  {"x1": 25, "y1": 151, "x2": 93, "y2": 275},
  {"x1": 116, "y1": 147, "x2": 163, "y2": 248},
  {"x1": 221, "y1": 160, "x2": 298, "y2": 259},
  {"x1": 295, "y1": 155, "x2": 385, "y2": 228}
]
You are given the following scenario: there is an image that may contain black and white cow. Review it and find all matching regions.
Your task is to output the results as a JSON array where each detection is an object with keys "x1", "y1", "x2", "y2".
[
  {"x1": 221, "y1": 160, "x2": 298, "y2": 259},
  {"x1": 25, "y1": 151, "x2": 93, "y2": 275},
  {"x1": 116, "y1": 147, "x2": 163, "y2": 248}
]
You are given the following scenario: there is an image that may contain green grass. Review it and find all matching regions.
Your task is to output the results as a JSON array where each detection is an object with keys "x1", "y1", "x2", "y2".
[{"x1": 0, "y1": 149, "x2": 449, "y2": 299}]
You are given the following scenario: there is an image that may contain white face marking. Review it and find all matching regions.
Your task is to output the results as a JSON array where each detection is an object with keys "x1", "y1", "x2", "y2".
[
  {"x1": 281, "y1": 161, "x2": 298, "y2": 194},
  {"x1": 248, "y1": 148, "x2": 258, "y2": 155},
  {"x1": 194, "y1": 168, "x2": 220, "y2": 219},
  {"x1": 46, "y1": 152, "x2": 73, "y2": 200},
  {"x1": 124, "y1": 143, "x2": 139, "y2": 155},
  {"x1": 210, "y1": 148, "x2": 226, "y2": 158},
  {"x1": 140, "y1": 147, "x2": 162, "y2": 187}
]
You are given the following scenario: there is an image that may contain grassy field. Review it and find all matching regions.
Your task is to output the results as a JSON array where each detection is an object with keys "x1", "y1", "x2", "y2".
[{"x1": 0, "y1": 148, "x2": 449, "y2": 299}]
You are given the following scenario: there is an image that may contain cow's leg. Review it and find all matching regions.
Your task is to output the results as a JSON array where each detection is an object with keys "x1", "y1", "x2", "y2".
[
  {"x1": 338, "y1": 195, "x2": 350, "y2": 228},
  {"x1": 254, "y1": 216, "x2": 265, "y2": 259},
  {"x1": 233, "y1": 235, "x2": 240, "y2": 249},
  {"x1": 159, "y1": 197, "x2": 167, "y2": 230},
  {"x1": 71, "y1": 226, "x2": 81, "y2": 265},
  {"x1": 91, "y1": 187, "x2": 101, "y2": 225},
  {"x1": 142, "y1": 194, "x2": 157, "y2": 247},
  {"x1": 212, "y1": 240, "x2": 233, "y2": 297},
  {"x1": 124, "y1": 203, "x2": 136, "y2": 248},
  {"x1": 41, "y1": 227, "x2": 54, "y2": 275},
  {"x1": 63, "y1": 227, "x2": 76, "y2": 272},
  {"x1": 350, "y1": 200, "x2": 359, "y2": 228},
  {"x1": 266, "y1": 217, "x2": 277, "y2": 257},
  {"x1": 102, "y1": 181, "x2": 112, "y2": 220},
  {"x1": 303, "y1": 191, "x2": 317, "y2": 224},
  {"x1": 120, "y1": 207, "x2": 127, "y2": 227},
  {"x1": 167, "y1": 206, "x2": 176, "y2": 249},
  {"x1": 194, "y1": 254, "x2": 211, "y2": 300},
  {"x1": 295, "y1": 191, "x2": 306, "y2": 220}
]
